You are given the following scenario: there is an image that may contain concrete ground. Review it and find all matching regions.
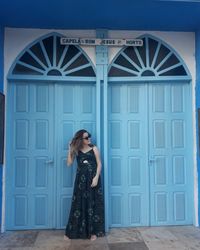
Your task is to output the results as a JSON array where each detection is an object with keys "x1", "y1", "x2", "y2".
[{"x1": 0, "y1": 226, "x2": 200, "y2": 250}]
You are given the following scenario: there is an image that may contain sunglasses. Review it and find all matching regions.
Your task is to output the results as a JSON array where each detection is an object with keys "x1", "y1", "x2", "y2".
[{"x1": 82, "y1": 134, "x2": 91, "y2": 140}]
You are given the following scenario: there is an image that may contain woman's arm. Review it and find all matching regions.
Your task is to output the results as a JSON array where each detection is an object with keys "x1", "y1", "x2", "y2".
[
  {"x1": 66, "y1": 144, "x2": 74, "y2": 166},
  {"x1": 91, "y1": 146, "x2": 102, "y2": 187}
]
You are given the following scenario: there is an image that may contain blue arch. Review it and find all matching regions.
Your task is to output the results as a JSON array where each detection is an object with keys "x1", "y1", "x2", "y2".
[
  {"x1": 108, "y1": 34, "x2": 192, "y2": 81},
  {"x1": 7, "y1": 32, "x2": 96, "y2": 80}
]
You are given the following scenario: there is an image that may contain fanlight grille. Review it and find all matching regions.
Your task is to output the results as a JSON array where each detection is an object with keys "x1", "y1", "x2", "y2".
[
  {"x1": 108, "y1": 36, "x2": 188, "y2": 77},
  {"x1": 11, "y1": 34, "x2": 95, "y2": 77}
]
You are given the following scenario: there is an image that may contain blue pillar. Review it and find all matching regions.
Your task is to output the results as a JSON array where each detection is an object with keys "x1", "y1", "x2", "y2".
[
  {"x1": 196, "y1": 31, "x2": 200, "y2": 226},
  {"x1": 95, "y1": 30, "x2": 109, "y2": 231},
  {"x1": 0, "y1": 26, "x2": 4, "y2": 228}
]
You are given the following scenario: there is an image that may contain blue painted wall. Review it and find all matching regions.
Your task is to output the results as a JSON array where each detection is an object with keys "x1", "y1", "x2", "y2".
[
  {"x1": 0, "y1": 25, "x2": 4, "y2": 227},
  {"x1": 0, "y1": 1, "x2": 200, "y2": 31},
  {"x1": 196, "y1": 31, "x2": 200, "y2": 226}
]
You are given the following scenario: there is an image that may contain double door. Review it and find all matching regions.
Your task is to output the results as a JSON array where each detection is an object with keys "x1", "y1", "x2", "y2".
[
  {"x1": 6, "y1": 82, "x2": 96, "y2": 229},
  {"x1": 108, "y1": 82, "x2": 193, "y2": 227},
  {"x1": 6, "y1": 81, "x2": 193, "y2": 230}
]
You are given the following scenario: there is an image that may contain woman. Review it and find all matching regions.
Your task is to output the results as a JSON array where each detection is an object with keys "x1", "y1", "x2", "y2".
[{"x1": 64, "y1": 129, "x2": 105, "y2": 241}]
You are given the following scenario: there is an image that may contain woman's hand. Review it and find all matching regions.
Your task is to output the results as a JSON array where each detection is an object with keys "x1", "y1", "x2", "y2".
[
  {"x1": 66, "y1": 141, "x2": 74, "y2": 166},
  {"x1": 68, "y1": 141, "x2": 72, "y2": 151},
  {"x1": 91, "y1": 176, "x2": 99, "y2": 187}
]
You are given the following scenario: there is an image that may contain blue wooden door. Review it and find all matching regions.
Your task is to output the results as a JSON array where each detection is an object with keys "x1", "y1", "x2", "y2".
[
  {"x1": 7, "y1": 82, "x2": 96, "y2": 230},
  {"x1": 54, "y1": 82, "x2": 96, "y2": 229},
  {"x1": 149, "y1": 83, "x2": 193, "y2": 225},
  {"x1": 108, "y1": 83, "x2": 149, "y2": 227},
  {"x1": 7, "y1": 82, "x2": 55, "y2": 229},
  {"x1": 108, "y1": 82, "x2": 193, "y2": 227}
]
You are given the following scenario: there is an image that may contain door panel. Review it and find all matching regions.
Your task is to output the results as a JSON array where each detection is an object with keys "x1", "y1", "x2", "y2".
[
  {"x1": 7, "y1": 83, "x2": 55, "y2": 229},
  {"x1": 56, "y1": 83, "x2": 96, "y2": 228},
  {"x1": 108, "y1": 83, "x2": 149, "y2": 227},
  {"x1": 149, "y1": 83, "x2": 193, "y2": 225}
]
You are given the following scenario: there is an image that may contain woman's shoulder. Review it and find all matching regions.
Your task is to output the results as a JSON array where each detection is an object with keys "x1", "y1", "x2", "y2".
[
  {"x1": 90, "y1": 145, "x2": 99, "y2": 153},
  {"x1": 88, "y1": 144, "x2": 97, "y2": 151}
]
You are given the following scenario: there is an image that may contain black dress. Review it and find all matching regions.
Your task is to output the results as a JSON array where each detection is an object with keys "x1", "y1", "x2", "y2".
[{"x1": 65, "y1": 146, "x2": 105, "y2": 239}]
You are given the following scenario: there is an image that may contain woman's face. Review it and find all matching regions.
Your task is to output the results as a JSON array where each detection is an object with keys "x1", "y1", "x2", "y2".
[{"x1": 82, "y1": 132, "x2": 91, "y2": 145}]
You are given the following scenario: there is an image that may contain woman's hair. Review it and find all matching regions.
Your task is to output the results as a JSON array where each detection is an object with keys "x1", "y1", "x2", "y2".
[{"x1": 70, "y1": 129, "x2": 89, "y2": 156}]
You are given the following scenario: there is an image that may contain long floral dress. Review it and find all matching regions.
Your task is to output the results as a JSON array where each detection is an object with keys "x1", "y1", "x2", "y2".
[{"x1": 65, "y1": 146, "x2": 105, "y2": 239}]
